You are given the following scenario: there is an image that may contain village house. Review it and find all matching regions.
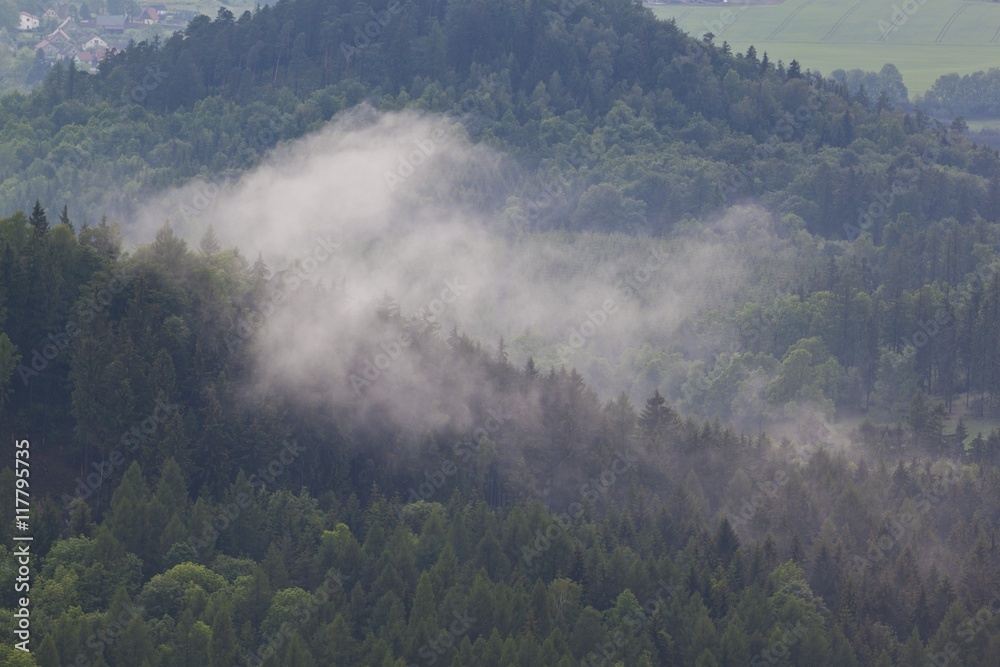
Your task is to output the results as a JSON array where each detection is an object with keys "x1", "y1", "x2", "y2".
[
  {"x1": 138, "y1": 7, "x2": 159, "y2": 24},
  {"x1": 96, "y1": 14, "x2": 126, "y2": 33},
  {"x1": 35, "y1": 28, "x2": 70, "y2": 54},
  {"x1": 83, "y1": 35, "x2": 108, "y2": 50},
  {"x1": 19, "y1": 11, "x2": 40, "y2": 30},
  {"x1": 73, "y1": 50, "x2": 97, "y2": 71},
  {"x1": 34, "y1": 38, "x2": 75, "y2": 60}
]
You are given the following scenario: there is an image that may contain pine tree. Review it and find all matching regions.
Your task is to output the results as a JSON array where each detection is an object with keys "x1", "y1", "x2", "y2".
[
  {"x1": 199, "y1": 225, "x2": 221, "y2": 255},
  {"x1": 58, "y1": 204, "x2": 72, "y2": 230},
  {"x1": 113, "y1": 614, "x2": 155, "y2": 666},
  {"x1": 35, "y1": 634, "x2": 61, "y2": 667},
  {"x1": 495, "y1": 336, "x2": 508, "y2": 365},
  {"x1": 209, "y1": 603, "x2": 238, "y2": 667},
  {"x1": 407, "y1": 572, "x2": 438, "y2": 657},
  {"x1": 715, "y1": 517, "x2": 740, "y2": 566},
  {"x1": 107, "y1": 462, "x2": 151, "y2": 559},
  {"x1": 29, "y1": 200, "x2": 48, "y2": 235},
  {"x1": 899, "y1": 627, "x2": 926, "y2": 665},
  {"x1": 281, "y1": 632, "x2": 316, "y2": 667},
  {"x1": 953, "y1": 418, "x2": 969, "y2": 458},
  {"x1": 639, "y1": 389, "x2": 677, "y2": 444}
]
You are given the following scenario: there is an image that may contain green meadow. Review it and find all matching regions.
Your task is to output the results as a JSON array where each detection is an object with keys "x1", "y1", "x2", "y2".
[{"x1": 650, "y1": 0, "x2": 1000, "y2": 97}]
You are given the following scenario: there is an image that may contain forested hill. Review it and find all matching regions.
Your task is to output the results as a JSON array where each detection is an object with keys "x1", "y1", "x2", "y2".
[
  {"x1": 1, "y1": 0, "x2": 997, "y2": 235},
  {"x1": 5, "y1": 0, "x2": 1000, "y2": 665},
  {"x1": 3, "y1": 208, "x2": 1000, "y2": 666}
]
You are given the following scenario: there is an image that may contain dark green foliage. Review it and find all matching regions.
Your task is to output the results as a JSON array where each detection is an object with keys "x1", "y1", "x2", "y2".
[{"x1": 3, "y1": 0, "x2": 1000, "y2": 664}]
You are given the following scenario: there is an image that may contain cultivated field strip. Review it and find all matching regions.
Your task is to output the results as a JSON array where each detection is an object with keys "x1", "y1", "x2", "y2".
[
  {"x1": 823, "y1": 0, "x2": 868, "y2": 41},
  {"x1": 767, "y1": 0, "x2": 821, "y2": 39},
  {"x1": 936, "y1": 3, "x2": 973, "y2": 42}
]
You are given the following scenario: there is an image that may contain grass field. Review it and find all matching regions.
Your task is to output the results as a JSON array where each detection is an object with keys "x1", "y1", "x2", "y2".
[
  {"x1": 649, "y1": 0, "x2": 1000, "y2": 97},
  {"x1": 966, "y1": 118, "x2": 1000, "y2": 131}
]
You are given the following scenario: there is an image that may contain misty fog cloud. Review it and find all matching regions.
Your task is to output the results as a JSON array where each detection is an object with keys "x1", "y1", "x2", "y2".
[{"x1": 133, "y1": 107, "x2": 804, "y2": 432}]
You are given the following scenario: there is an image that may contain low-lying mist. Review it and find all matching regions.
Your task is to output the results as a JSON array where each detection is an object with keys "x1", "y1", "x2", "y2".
[{"x1": 133, "y1": 107, "x2": 811, "y2": 435}]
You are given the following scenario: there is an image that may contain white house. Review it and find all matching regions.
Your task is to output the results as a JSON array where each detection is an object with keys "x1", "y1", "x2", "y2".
[
  {"x1": 83, "y1": 35, "x2": 108, "y2": 50},
  {"x1": 19, "y1": 12, "x2": 40, "y2": 30}
]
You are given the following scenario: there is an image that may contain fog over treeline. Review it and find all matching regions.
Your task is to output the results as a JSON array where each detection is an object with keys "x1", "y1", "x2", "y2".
[
  {"x1": 6, "y1": 0, "x2": 1000, "y2": 664},
  {"x1": 132, "y1": 109, "x2": 814, "y2": 437}
]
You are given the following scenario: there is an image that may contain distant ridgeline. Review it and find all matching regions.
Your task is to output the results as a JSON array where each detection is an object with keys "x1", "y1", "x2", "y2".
[{"x1": 0, "y1": 0, "x2": 993, "y2": 236}]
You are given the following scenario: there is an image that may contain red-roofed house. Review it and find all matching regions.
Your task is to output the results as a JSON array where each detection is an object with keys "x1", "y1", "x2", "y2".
[
  {"x1": 73, "y1": 50, "x2": 97, "y2": 71},
  {"x1": 45, "y1": 28, "x2": 74, "y2": 46},
  {"x1": 138, "y1": 7, "x2": 159, "y2": 24}
]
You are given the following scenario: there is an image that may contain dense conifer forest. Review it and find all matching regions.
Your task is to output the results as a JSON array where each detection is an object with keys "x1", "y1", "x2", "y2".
[{"x1": 3, "y1": 0, "x2": 1000, "y2": 665}]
